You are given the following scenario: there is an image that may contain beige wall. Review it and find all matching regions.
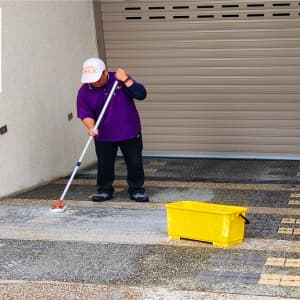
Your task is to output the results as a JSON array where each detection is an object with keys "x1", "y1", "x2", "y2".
[{"x1": 0, "y1": 1, "x2": 99, "y2": 198}]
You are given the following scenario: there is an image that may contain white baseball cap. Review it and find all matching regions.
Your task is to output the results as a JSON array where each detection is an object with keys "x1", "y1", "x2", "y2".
[{"x1": 81, "y1": 58, "x2": 106, "y2": 83}]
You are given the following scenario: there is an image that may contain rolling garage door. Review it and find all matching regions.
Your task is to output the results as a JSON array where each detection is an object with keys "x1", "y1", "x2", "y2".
[{"x1": 95, "y1": 0, "x2": 300, "y2": 158}]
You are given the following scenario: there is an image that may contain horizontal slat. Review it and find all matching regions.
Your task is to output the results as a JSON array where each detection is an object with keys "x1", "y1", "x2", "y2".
[
  {"x1": 101, "y1": 0, "x2": 300, "y2": 12},
  {"x1": 117, "y1": 10, "x2": 299, "y2": 15},
  {"x1": 142, "y1": 85, "x2": 300, "y2": 94},
  {"x1": 126, "y1": 67, "x2": 300, "y2": 76},
  {"x1": 143, "y1": 127, "x2": 300, "y2": 137},
  {"x1": 101, "y1": 2, "x2": 300, "y2": 18},
  {"x1": 142, "y1": 142, "x2": 300, "y2": 154},
  {"x1": 106, "y1": 48, "x2": 300, "y2": 59},
  {"x1": 105, "y1": 28, "x2": 300, "y2": 40},
  {"x1": 136, "y1": 76, "x2": 300, "y2": 85},
  {"x1": 138, "y1": 93, "x2": 300, "y2": 103},
  {"x1": 141, "y1": 119, "x2": 300, "y2": 129},
  {"x1": 106, "y1": 39, "x2": 300, "y2": 50},
  {"x1": 143, "y1": 134, "x2": 300, "y2": 144},
  {"x1": 105, "y1": 10, "x2": 299, "y2": 17},
  {"x1": 103, "y1": 20, "x2": 300, "y2": 32},
  {"x1": 108, "y1": 58, "x2": 300, "y2": 68},
  {"x1": 139, "y1": 111, "x2": 300, "y2": 119},
  {"x1": 139, "y1": 103, "x2": 300, "y2": 111},
  {"x1": 102, "y1": 14, "x2": 300, "y2": 23},
  {"x1": 101, "y1": 1, "x2": 299, "y2": 7}
]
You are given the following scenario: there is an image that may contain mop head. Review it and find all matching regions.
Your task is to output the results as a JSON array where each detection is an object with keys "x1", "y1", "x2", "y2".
[{"x1": 51, "y1": 200, "x2": 67, "y2": 213}]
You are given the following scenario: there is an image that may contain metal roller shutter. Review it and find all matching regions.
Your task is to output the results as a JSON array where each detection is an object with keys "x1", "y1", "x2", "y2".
[{"x1": 96, "y1": 0, "x2": 300, "y2": 158}]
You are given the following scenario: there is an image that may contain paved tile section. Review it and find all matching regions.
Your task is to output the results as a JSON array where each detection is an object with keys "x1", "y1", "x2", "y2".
[
  {"x1": 76, "y1": 158, "x2": 300, "y2": 184},
  {"x1": 289, "y1": 199, "x2": 300, "y2": 205},
  {"x1": 197, "y1": 251, "x2": 300, "y2": 288},
  {"x1": 56, "y1": 178, "x2": 300, "y2": 191},
  {"x1": 208, "y1": 253, "x2": 267, "y2": 266},
  {"x1": 259, "y1": 274, "x2": 300, "y2": 287},
  {"x1": 195, "y1": 271, "x2": 261, "y2": 285}
]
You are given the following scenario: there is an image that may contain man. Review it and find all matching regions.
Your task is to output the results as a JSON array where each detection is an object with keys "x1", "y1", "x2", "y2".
[{"x1": 77, "y1": 58, "x2": 149, "y2": 202}]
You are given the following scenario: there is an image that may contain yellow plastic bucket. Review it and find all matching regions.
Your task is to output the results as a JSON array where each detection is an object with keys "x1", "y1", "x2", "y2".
[{"x1": 165, "y1": 201, "x2": 249, "y2": 247}]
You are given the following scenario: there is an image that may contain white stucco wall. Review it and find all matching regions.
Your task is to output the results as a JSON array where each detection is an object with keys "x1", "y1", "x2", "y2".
[{"x1": 0, "y1": 1, "x2": 99, "y2": 197}]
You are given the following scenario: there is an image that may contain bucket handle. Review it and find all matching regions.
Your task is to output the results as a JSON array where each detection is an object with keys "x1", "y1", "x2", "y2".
[{"x1": 239, "y1": 213, "x2": 250, "y2": 224}]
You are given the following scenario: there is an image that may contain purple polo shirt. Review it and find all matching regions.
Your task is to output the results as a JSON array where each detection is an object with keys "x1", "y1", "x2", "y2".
[{"x1": 77, "y1": 72, "x2": 142, "y2": 142}]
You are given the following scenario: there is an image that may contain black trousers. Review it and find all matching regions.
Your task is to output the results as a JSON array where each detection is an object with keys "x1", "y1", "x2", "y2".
[{"x1": 94, "y1": 134, "x2": 145, "y2": 195}]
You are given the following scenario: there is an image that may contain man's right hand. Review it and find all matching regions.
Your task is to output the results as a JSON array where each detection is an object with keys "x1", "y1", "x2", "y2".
[
  {"x1": 83, "y1": 118, "x2": 98, "y2": 136},
  {"x1": 88, "y1": 128, "x2": 99, "y2": 136}
]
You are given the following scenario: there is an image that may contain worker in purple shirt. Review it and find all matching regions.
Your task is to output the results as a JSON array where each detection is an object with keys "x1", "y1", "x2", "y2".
[{"x1": 77, "y1": 58, "x2": 149, "y2": 202}]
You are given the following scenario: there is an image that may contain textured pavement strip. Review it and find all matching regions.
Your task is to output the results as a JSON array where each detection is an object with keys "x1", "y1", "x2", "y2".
[
  {"x1": 1, "y1": 199, "x2": 300, "y2": 216},
  {"x1": 0, "y1": 203, "x2": 300, "y2": 252},
  {"x1": 0, "y1": 281, "x2": 293, "y2": 300},
  {"x1": 54, "y1": 178, "x2": 300, "y2": 191},
  {"x1": 1, "y1": 225, "x2": 300, "y2": 253}
]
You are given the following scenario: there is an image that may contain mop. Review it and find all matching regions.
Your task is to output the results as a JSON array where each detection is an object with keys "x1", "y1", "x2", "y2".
[{"x1": 52, "y1": 80, "x2": 119, "y2": 212}]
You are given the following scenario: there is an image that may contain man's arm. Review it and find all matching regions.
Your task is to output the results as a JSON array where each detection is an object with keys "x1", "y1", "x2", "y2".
[{"x1": 126, "y1": 82, "x2": 147, "y2": 100}]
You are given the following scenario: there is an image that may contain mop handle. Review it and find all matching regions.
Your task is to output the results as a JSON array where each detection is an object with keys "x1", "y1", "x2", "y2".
[{"x1": 59, "y1": 80, "x2": 119, "y2": 201}]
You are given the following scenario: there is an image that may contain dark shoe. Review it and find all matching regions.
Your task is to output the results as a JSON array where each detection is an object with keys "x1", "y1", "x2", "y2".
[
  {"x1": 130, "y1": 193, "x2": 149, "y2": 202},
  {"x1": 90, "y1": 193, "x2": 113, "y2": 202}
]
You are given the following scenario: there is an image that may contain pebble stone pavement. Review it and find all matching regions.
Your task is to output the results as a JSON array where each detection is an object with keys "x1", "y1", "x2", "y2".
[{"x1": 1, "y1": 157, "x2": 300, "y2": 299}]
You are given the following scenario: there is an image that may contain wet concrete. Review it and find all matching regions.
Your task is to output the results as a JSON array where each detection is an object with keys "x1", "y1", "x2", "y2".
[{"x1": 1, "y1": 157, "x2": 300, "y2": 299}]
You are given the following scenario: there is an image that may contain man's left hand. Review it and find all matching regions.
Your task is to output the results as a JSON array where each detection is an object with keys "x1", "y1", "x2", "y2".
[{"x1": 115, "y1": 68, "x2": 129, "y2": 82}]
